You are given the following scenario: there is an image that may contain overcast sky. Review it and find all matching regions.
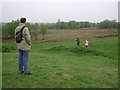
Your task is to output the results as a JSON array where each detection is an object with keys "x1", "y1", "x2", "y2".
[{"x1": 0, "y1": 0, "x2": 119, "y2": 23}]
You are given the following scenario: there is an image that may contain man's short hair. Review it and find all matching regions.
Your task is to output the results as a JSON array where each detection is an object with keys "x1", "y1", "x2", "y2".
[{"x1": 20, "y1": 18, "x2": 26, "y2": 23}]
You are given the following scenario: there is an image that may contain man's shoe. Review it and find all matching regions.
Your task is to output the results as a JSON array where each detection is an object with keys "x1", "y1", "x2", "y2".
[
  {"x1": 24, "y1": 72, "x2": 32, "y2": 75},
  {"x1": 19, "y1": 71, "x2": 24, "y2": 74}
]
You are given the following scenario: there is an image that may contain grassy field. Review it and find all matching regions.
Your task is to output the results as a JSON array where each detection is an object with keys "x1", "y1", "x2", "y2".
[{"x1": 2, "y1": 29, "x2": 118, "y2": 88}]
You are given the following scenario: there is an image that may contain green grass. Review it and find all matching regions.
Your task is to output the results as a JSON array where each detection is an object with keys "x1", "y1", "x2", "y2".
[
  {"x1": 2, "y1": 30, "x2": 118, "y2": 88},
  {"x1": 2, "y1": 29, "x2": 118, "y2": 88}
]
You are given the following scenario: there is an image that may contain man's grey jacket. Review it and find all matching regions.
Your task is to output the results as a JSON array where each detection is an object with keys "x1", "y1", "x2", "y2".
[{"x1": 15, "y1": 23, "x2": 31, "y2": 50}]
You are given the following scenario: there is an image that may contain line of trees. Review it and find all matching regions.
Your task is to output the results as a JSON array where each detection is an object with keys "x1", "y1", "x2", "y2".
[
  {"x1": 2, "y1": 19, "x2": 119, "y2": 39},
  {"x1": 2, "y1": 20, "x2": 48, "y2": 39},
  {"x1": 47, "y1": 20, "x2": 96, "y2": 29},
  {"x1": 46, "y1": 19, "x2": 118, "y2": 29},
  {"x1": 97, "y1": 20, "x2": 118, "y2": 29}
]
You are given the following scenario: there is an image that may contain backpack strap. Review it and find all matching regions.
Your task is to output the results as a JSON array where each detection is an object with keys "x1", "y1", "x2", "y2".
[
  {"x1": 20, "y1": 26, "x2": 26, "y2": 33},
  {"x1": 20, "y1": 26, "x2": 31, "y2": 45}
]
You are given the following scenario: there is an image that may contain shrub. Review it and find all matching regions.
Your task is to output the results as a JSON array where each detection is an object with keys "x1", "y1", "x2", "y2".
[{"x1": 2, "y1": 44, "x2": 16, "y2": 52}]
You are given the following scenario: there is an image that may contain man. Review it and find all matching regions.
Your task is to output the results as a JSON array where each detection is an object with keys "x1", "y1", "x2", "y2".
[{"x1": 15, "y1": 17, "x2": 32, "y2": 75}]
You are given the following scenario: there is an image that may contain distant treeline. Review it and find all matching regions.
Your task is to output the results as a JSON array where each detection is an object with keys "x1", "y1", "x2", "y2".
[
  {"x1": 2, "y1": 19, "x2": 119, "y2": 38},
  {"x1": 46, "y1": 19, "x2": 118, "y2": 29}
]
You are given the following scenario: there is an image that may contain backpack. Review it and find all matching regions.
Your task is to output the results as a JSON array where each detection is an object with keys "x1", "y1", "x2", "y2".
[{"x1": 15, "y1": 26, "x2": 26, "y2": 43}]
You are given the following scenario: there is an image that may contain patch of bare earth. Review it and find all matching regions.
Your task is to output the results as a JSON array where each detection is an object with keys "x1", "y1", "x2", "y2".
[{"x1": 63, "y1": 74, "x2": 69, "y2": 77}]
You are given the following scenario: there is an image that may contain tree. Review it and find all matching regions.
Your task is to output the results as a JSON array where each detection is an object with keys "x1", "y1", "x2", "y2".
[
  {"x1": 26, "y1": 23, "x2": 32, "y2": 31},
  {"x1": 40, "y1": 24, "x2": 48, "y2": 40},
  {"x1": 97, "y1": 19, "x2": 118, "y2": 29},
  {"x1": 2, "y1": 20, "x2": 19, "y2": 39},
  {"x1": 30, "y1": 23, "x2": 39, "y2": 40}
]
